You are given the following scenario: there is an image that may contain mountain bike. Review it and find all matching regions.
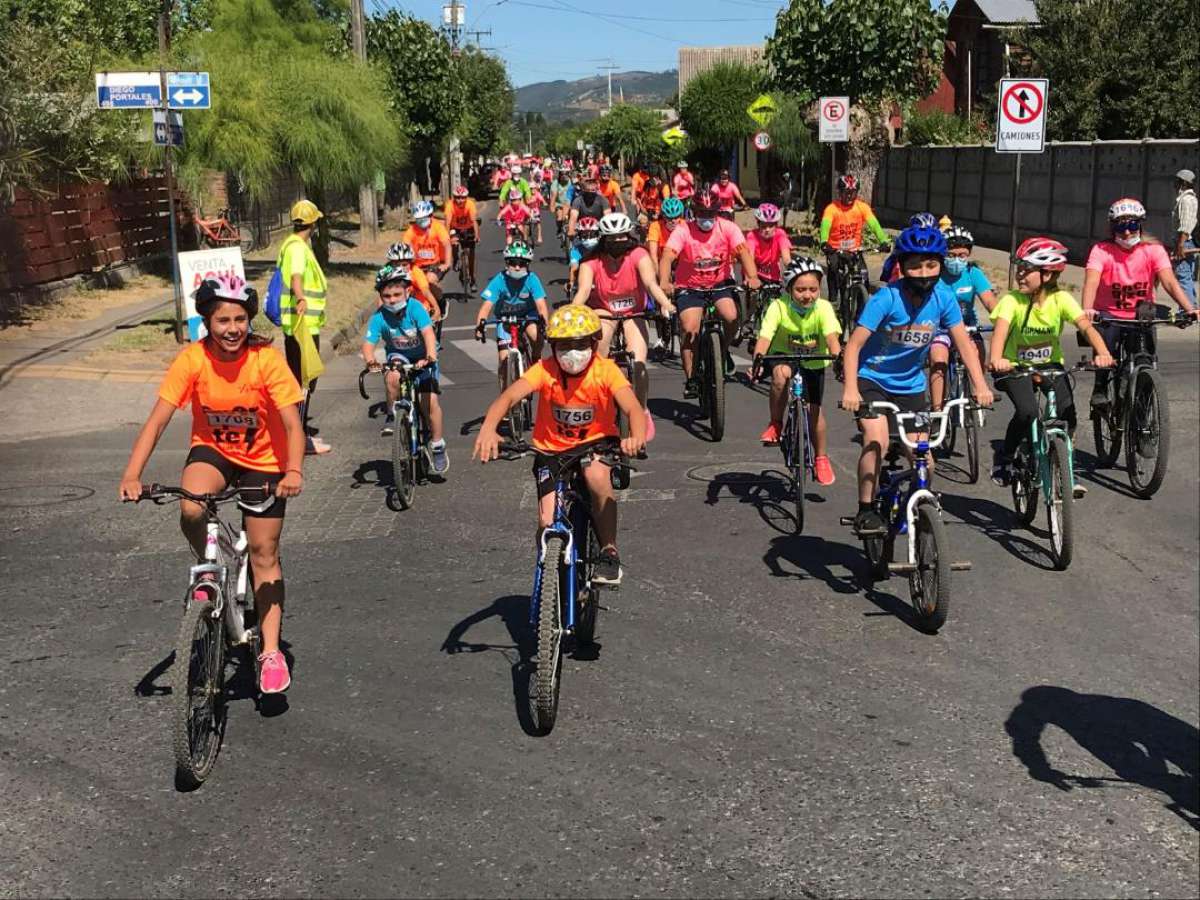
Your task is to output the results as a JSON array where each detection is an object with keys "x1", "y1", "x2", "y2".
[
  {"x1": 528, "y1": 441, "x2": 625, "y2": 734},
  {"x1": 358, "y1": 359, "x2": 434, "y2": 510},
  {"x1": 757, "y1": 352, "x2": 837, "y2": 534},
  {"x1": 686, "y1": 285, "x2": 734, "y2": 442},
  {"x1": 479, "y1": 312, "x2": 542, "y2": 451},
  {"x1": 601, "y1": 310, "x2": 653, "y2": 486},
  {"x1": 997, "y1": 365, "x2": 1081, "y2": 570},
  {"x1": 133, "y1": 483, "x2": 274, "y2": 789},
  {"x1": 840, "y1": 397, "x2": 974, "y2": 632},
  {"x1": 1090, "y1": 311, "x2": 1190, "y2": 498},
  {"x1": 941, "y1": 324, "x2": 992, "y2": 484},
  {"x1": 450, "y1": 223, "x2": 479, "y2": 297},
  {"x1": 736, "y1": 279, "x2": 781, "y2": 346},
  {"x1": 826, "y1": 249, "x2": 871, "y2": 342}
]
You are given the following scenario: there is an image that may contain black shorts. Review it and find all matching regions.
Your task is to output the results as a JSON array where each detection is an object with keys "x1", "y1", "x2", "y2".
[
  {"x1": 763, "y1": 362, "x2": 826, "y2": 407},
  {"x1": 531, "y1": 438, "x2": 618, "y2": 500},
  {"x1": 185, "y1": 445, "x2": 286, "y2": 519},
  {"x1": 857, "y1": 379, "x2": 927, "y2": 431},
  {"x1": 676, "y1": 283, "x2": 737, "y2": 313}
]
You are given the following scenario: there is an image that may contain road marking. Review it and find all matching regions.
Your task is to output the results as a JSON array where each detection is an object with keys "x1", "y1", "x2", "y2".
[{"x1": 449, "y1": 338, "x2": 502, "y2": 374}]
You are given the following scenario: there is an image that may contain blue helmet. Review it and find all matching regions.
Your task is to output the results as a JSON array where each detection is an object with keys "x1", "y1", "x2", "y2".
[
  {"x1": 908, "y1": 212, "x2": 938, "y2": 229},
  {"x1": 894, "y1": 224, "x2": 947, "y2": 258}
]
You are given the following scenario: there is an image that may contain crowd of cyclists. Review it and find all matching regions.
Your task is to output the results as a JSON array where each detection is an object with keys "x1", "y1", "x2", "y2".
[{"x1": 119, "y1": 149, "x2": 1198, "y2": 697}]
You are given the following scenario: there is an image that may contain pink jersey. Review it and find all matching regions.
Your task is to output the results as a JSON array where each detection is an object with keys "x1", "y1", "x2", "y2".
[
  {"x1": 665, "y1": 219, "x2": 746, "y2": 291},
  {"x1": 526, "y1": 189, "x2": 545, "y2": 210},
  {"x1": 672, "y1": 171, "x2": 695, "y2": 200},
  {"x1": 498, "y1": 203, "x2": 531, "y2": 227},
  {"x1": 713, "y1": 181, "x2": 738, "y2": 211},
  {"x1": 745, "y1": 228, "x2": 792, "y2": 282},
  {"x1": 1085, "y1": 240, "x2": 1172, "y2": 319},
  {"x1": 583, "y1": 247, "x2": 650, "y2": 315}
]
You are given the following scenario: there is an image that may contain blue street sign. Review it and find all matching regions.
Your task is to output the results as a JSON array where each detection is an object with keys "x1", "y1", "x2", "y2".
[
  {"x1": 153, "y1": 110, "x2": 184, "y2": 147},
  {"x1": 95, "y1": 72, "x2": 161, "y2": 109},
  {"x1": 167, "y1": 72, "x2": 211, "y2": 110}
]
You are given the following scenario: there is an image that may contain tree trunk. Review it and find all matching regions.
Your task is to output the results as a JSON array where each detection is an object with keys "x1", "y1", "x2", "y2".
[
  {"x1": 308, "y1": 186, "x2": 330, "y2": 269},
  {"x1": 846, "y1": 100, "x2": 894, "y2": 208}
]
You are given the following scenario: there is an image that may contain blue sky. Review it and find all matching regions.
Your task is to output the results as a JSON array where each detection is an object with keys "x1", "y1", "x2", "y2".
[{"x1": 372, "y1": 0, "x2": 788, "y2": 87}]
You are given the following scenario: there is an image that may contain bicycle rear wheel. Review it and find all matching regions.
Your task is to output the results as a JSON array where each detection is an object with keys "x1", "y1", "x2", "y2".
[
  {"x1": 705, "y1": 330, "x2": 726, "y2": 441},
  {"x1": 171, "y1": 598, "x2": 226, "y2": 789},
  {"x1": 237, "y1": 224, "x2": 254, "y2": 253},
  {"x1": 391, "y1": 409, "x2": 416, "y2": 510},
  {"x1": 910, "y1": 503, "x2": 951, "y2": 632},
  {"x1": 1126, "y1": 367, "x2": 1169, "y2": 498},
  {"x1": 1047, "y1": 436, "x2": 1074, "y2": 570},
  {"x1": 1091, "y1": 378, "x2": 1122, "y2": 466},
  {"x1": 532, "y1": 537, "x2": 565, "y2": 734}
]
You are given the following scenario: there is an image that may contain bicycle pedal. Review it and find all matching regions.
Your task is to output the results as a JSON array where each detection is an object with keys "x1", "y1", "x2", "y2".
[
  {"x1": 887, "y1": 562, "x2": 917, "y2": 574},
  {"x1": 856, "y1": 527, "x2": 888, "y2": 537},
  {"x1": 950, "y1": 561, "x2": 973, "y2": 571}
]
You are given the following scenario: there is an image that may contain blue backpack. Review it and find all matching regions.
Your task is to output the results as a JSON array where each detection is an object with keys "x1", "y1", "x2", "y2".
[{"x1": 263, "y1": 266, "x2": 284, "y2": 326}]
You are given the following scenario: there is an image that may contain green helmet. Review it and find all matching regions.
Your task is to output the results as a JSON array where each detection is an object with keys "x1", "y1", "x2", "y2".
[
  {"x1": 374, "y1": 263, "x2": 411, "y2": 292},
  {"x1": 504, "y1": 241, "x2": 534, "y2": 262}
]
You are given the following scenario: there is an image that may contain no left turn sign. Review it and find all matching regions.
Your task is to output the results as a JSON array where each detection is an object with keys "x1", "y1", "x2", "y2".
[{"x1": 996, "y1": 78, "x2": 1048, "y2": 153}]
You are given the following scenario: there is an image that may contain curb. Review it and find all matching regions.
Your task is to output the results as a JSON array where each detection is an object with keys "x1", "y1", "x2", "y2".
[{"x1": 329, "y1": 301, "x2": 377, "y2": 355}]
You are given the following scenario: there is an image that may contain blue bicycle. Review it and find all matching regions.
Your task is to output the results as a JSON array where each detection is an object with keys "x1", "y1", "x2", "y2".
[
  {"x1": 477, "y1": 312, "x2": 543, "y2": 451},
  {"x1": 941, "y1": 323, "x2": 992, "y2": 483},
  {"x1": 841, "y1": 397, "x2": 973, "y2": 632},
  {"x1": 528, "y1": 440, "x2": 622, "y2": 733}
]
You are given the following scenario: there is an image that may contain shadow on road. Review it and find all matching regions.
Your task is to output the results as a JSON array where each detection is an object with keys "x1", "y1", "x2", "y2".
[
  {"x1": 701, "y1": 468, "x2": 827, "y2": 535},
  {"x1": 939, "y1": 492, "x2": 1059, "y2": 571},
  {"x1": 1073, "y1": 446, "x2": 1141, "y2": 500},
  {"x1": 647, "y1": 397, "x2": 717, "y2": 442},
  {"x1": 1005, "y1": 685, "x2": 1199, "y2": 831}
]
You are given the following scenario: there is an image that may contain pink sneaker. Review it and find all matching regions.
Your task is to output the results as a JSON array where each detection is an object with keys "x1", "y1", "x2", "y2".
[
  {"x1": 644, "y1": 409, "x2": 656, "y2": 442},
  {"x1": 258, "y1": 650, "x2": 291, "y2": 694},
  {"x1": 814, "y1": 455, "x2": 836, "y2": 486}
]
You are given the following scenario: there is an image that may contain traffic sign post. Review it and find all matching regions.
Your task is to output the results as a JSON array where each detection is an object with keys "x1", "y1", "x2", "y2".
[
  {"x1": 819, "y1": 96, "x2": 850, "y2": 205},
  {"x1": 995, "y1": 78, "x2": 1049, "y2": 286}
]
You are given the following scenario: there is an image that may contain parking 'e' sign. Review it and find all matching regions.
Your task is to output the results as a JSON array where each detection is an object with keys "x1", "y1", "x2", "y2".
[{"x1": 996, "y1": 78, "x2": 1048, "y2": 153}]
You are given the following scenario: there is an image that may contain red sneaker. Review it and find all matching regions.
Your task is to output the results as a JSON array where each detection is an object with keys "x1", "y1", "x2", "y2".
[
  {"x1": 814, "y1": 455, "x2": 836, "y2": 486},
  {"x1": 258, "y1": 650, "x2": 291, "y2": 694},
  {"x1": 759, "y1": 422, "x2": 781, "y2": 444}
]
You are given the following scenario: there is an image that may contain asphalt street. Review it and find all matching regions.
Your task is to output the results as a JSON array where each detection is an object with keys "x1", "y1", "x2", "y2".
[{"x1": 1, "y1": 210, "x2": 1197, "y2": 898}]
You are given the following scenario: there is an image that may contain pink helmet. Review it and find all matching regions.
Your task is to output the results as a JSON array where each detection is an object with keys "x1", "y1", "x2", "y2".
[
  {"x1": 1015, "y1": 237, "x2": 1068, "y2": 272},
  {"x1": 453, "y1": 184, "x2": 469, "y2": 199},
  {"x1": 194, "y1": 273, "x2": 258, "y2": 318},
  {"x1": 753, "y1": 203, "x2": 781, "y2": 225}
]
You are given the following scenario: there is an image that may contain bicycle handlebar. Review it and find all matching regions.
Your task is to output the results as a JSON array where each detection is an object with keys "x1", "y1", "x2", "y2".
[
  {"x1": 358, "y1": 359, "x2": 426, "y2": 399},
  {"x1": 841, "y1": 397, "x2": 973, "y2": 450},
  {"x1": 134, "y1": 483, "x2": 273, "y2": 505},
  {"x1": 1093, "y1": 310, "x2": 1194, "y2": 327}
]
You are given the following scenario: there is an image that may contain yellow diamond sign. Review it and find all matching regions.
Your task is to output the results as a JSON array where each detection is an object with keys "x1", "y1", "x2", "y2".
[
  {"x1": 661, "y1": 125, "x2": 687, "y2": 147},
  {"x1": 747, "y1": 94, "x2": 777, "y2": 127}
]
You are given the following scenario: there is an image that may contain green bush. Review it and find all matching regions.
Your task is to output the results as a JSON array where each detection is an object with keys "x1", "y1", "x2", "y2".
[{"x1": 902, "y1": 108, "x2": 992, "y2": 146}]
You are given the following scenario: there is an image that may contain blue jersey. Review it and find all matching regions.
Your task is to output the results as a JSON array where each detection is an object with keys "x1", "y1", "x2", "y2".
[
  {"x1": 939, "y1": 263, "x2": 992, "y2": 328},
  {"x1": 565, "y1": 184, "x2": 577, "y2": 205},
  {"x1": 857, "y1": 281, "x2": 963, "y2": 394},
  {"x1": 481, "y1": 271, "x2": 545, "y2": 314},
  {"x1": 364, "y1": 300, "x2": 433, "y2": 362}
]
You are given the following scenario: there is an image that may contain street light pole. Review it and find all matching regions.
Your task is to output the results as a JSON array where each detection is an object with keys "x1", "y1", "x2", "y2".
[{"x1": 158, "y1": 0, "x2": 184, "y2": 343}]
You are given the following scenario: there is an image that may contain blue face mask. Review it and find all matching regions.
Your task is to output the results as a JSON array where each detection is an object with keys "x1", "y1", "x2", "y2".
[
  {"x1": 944, "y1": 257, "x2": 967, "y2": 277},
  {"x1": 695, "y1": 218, "x2": 716, "y2": 232}
]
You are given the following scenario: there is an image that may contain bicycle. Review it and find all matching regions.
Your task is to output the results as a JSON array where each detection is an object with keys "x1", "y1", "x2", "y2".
[
  {"x1": 940, "y1": 324, "x2": 992, "y2": 484},
  {"x1": 478, "y1": 312, "x2": 542, "y2": 451},
  {"x1": 757, "y1": 352, "x2": 838, "y2": 534},
  {"x1": 736, "y1": 279, "x2": 782, "y2": 346},
  {"x1": 826, "y1": 249, "x2": 871, "y2": 342},
  {"x1": 195, "y1": 207, "x2": 253, "y2": 253},
  {"x1": 996, "y1": 365, "x2": 1082, "y2": 570},
  {"x1": 358, "y1": 359, "x2": 434, "y2": 510},
  {"x1": 601, "y1": 310, "x2": 654, "y2": 485},
  {"x1": 839, "y1": 397, "x2": 974, "y2": 632},
  {"x1": 527, "y1": 441, "x2": 625, "y2": 734},
  {"x1": 450, "y1": 223, "x2": 479, "y2": 297},
  {"x1": 681, "y1": 285, "x2": 735, "y2": 442},
  {"x1": 132, "y1": 483, "x2": 274, "y2": 789},
  {"x1": 1090, "y1": 311, "x2": 1190, "y2": 498}
]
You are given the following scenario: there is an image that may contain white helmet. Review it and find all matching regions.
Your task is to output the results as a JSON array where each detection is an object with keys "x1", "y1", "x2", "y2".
[
  {"x1": 410, "y1": 200, "x2": 435, "y2": 219},
  {"x1": 1108, "y1": 197, "x2": 1146, "y2": 220},
  {"x1": 782, "y1": 256, "x2": 824, "y2": 288},
  {"x1": 598, "y1": 212, "x2": 634, "y2": 236},
  {"x1": 511, "y1": 164, "x2": 523, "y2": 175}
]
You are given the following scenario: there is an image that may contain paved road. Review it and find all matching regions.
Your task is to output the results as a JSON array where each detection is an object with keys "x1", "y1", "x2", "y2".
[{"x1": 1, "y1": 211, "x2": 1197, "y2": 898}]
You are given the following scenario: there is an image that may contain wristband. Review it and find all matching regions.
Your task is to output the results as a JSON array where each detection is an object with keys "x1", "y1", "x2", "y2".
[{"x1": 287, "y1": 469, "x2": 303, "y2": 475}]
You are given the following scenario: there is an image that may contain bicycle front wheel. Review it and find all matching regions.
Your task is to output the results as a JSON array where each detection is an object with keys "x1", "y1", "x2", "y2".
[
  {"x1": 505, "y1": 353, "x2": 526, "y2": 443},
  {"x1": 237, "y1": 224, "x2": 254, "y2": 253},
  {"x1": 1047, "y1": 436, "x2": 1074, "y2": 570},
  {"x1": 532, "y1": 536, "x2": 565, "y2": 734},
  {"x1": 392, "y1": 409, "x2": 416, "y2": 510},
  {"x1": 171, "y1": 598, "x2": 227, "y2": 789},
  {"x1": 910, "y1": 503, "x2": 952, "y2": 633},
  {"x1": 1011, "y1": 451, "x2": 1039, "y2": 526},
  {"x1": 1126, "y1": 367, "x2": 1170, "y2": 498},
  {"x1": 706, "y1": 329, "x2": 726, "y2": 441},
  {"x1": 964, "y1": 409, "x2": 981, "y2": 484},
  {"x1": 1091, "y1": 378, "x2": 1122, "y2": 466},
  {"x1": 574, "y1": 520, "x2": 601, "y2": 646},
  {"x1": 788, "y1": 409, "x2": 806, "y2": 534}
]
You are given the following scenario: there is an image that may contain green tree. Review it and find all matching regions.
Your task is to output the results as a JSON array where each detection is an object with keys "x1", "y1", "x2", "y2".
[
  {"x1": 766, "y1": 0, "x2": 948, "y2": 193},
  {"x1": 1, "y1": 0, "x2": 213, "y2": 60},
  {"x1": 1021, "y1": 0, "x2": 1199, "y2": 139},
  {"x1": 679, "y1": 61, "x2": 766, "y2": 169},
  {"x1": 588, "y1": 104, "x2": 662, "y2": 170},
  {"x1": 456, "y1": 49, "x2": 514, "y2": 159}
]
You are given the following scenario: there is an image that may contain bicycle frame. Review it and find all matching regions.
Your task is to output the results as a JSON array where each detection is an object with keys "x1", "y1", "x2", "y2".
[
  {"x1": 945, "y1": 324, "x2": 992, "y2": 427},
  {"x1": 530, "y1": 470, "x2": 588, "y2": 633},
  {"x1": 1005, "y1": 367, "x2": 1075, "y2": 502}
]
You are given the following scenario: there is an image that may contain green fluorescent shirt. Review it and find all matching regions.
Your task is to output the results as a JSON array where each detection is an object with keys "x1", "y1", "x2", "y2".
[
  {"x1": 757, "y1": 296, "x2": 841, "y2": 368},
  {"x1": 990, "y1": 289, "x2": 1084, "y2": 366}
]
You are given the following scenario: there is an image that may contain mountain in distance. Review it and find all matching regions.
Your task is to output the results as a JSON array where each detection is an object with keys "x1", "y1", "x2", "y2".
[{"x1": 515, "y1": 70, "x2": 677, "y2": 120}]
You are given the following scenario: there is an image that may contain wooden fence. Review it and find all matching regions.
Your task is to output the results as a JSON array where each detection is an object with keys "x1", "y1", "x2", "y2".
[{"x1": 0, "y1": 176, "x2": 194, "y2": 293}]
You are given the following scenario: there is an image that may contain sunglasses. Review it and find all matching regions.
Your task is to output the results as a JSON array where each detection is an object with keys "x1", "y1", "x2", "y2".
[{"x1": 1112, "y1": 219, "x2": 1142, "y2": 233}]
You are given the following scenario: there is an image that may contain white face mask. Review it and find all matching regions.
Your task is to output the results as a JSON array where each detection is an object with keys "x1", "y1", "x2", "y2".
[
  {"x1": 384, "y1": 301, "x2": 406, "y2": 314},
  {"x1": 1115, "y1": 234, "x2": 1141, "y2": 249},
  {"x1": 555, "y1": 347, "x2": 592, "y2": 374},
  {"x1": 416, "y1": 217, "x2": 431, "y2": 229}
]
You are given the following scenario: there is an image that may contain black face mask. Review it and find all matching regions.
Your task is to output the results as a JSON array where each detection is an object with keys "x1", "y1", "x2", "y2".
[
  {"x1": 582, "y1": 190, "x2": 597, "y2": 202},
  {"x1": 903, "y1": 275, "x2": 939, "y2": 297},
  {"x1": 603, "y1": 236, "x2": 634, "y2": 256}
]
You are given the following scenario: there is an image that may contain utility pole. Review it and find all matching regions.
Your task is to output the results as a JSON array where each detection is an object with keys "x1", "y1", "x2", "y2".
[
  {"x1": 350, "y1": 0, "x2": 377, "y2": 243},
  {"x1": 157, "y1": 0, "x2": 185, "y2": 343},
  {"x1": 599, "y1": 60, "x2": 618, "y2": 110},
  {"x1": 465, "y1": 28, "x2": 491, "y2": 47},
  {"x1": 443, "y1": 0, "x2": 466, "y2": 195}
]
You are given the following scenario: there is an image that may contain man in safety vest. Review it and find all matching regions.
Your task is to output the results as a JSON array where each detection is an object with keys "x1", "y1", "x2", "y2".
[{"x1": 278, "y1": 199, "x2": 331, "y2": 454}]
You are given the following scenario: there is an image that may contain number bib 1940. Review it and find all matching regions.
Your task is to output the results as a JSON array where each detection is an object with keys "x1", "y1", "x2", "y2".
[{"x1": 1017, "y1": 342, "x2": 1054, "y2": 364}]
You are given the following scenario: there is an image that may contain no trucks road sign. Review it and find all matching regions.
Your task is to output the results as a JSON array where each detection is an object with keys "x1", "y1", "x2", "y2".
[{"x1": 996, "y1": 78, "x2": 1048, "y2": 153}]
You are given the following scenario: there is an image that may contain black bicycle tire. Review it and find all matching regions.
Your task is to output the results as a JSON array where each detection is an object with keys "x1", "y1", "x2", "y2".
[
  {"x1": 911, "y1": 503, "x2": 952, "y2": 633},
  {"x1": 1011, "y1": 449, "x2": 1038, "y2": 526},
  {"x1": 171, "y1": 597, "x2": 226, "y2": 789},
  {"x1": 965, "y1": 412, "x2": 980, "y2": 484},
  {"x1": 532, "y1": 537, "x2": 564, "y2": 733},
  {"x1": 1091, "y1": 378, "x2": 1122, "y2": 466},
  {"x1": 1047, "y1": 436, "x2": 1074, "y2": 570},
  {"x1": 851, "y1": 284, "x2": 869, "y2": 335},
  {"x1": 392, "y1": 408, "x2": 416, "y2": 510},
  {"x1": 1126, "y1": 367, "x2": 1170, "y2": 498},
  {"x1": 791, "y1": 405, "x2": 806, "y2": 534},
  {"x1": 707, "y1": 329, "x2": 726, "y2": 441},
  {"x1": 575, "y1": 520, "x2": 600, "y2": 646},
  {"x1": 504, "y1": 352, "x2": 525, "y2": 442}
]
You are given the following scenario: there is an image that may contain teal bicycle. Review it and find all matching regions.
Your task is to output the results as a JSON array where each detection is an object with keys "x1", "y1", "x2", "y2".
[{"x1": 998, "y1": 365, "x2": 1082, "y2": 570}]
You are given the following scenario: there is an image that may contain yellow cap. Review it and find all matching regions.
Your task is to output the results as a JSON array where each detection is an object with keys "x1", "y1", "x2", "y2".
[
  {"x1": 290, "y1": 199, "x2": 323, "y2": 225},
  {"x1": 545, "y1": 304, "x2": 601, "y2": 340}
]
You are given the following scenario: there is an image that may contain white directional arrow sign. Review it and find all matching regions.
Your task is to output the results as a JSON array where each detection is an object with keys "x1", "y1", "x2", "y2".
[
  {"x1": 166, "y1": 72, "x2": 211, "y2": 109},
  {"x1": 172, "y1": 88, "x2": 204, "y2": 106}
]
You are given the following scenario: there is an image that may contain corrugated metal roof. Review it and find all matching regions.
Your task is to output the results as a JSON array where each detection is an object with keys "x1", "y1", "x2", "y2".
[
  {"x1": 972, "y1": 0, "x2": 1039, "y2": 24},
  {"x1": 678, "y1": 46, "x2": 766, "y2": 96}
]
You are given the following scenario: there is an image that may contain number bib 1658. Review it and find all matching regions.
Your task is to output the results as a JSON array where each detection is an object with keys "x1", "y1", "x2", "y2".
[{"x1": 890, "y1": 324, "x2": 934, "y2": 347}]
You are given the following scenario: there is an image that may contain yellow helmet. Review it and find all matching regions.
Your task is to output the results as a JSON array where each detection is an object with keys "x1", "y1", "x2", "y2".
[
  {"x1": 290, "y1": 199, "x2": 323, "y2": 225},
  {"x1": 545, "y1": 304, "x2": 601, "y2": 341}
]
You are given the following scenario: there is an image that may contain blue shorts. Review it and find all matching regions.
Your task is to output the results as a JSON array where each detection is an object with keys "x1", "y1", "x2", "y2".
[{"x1": 386, "y1": 355, "x2": 441, "y2": 393}]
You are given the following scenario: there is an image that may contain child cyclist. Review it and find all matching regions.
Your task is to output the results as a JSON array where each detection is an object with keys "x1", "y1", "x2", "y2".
[
  {"x1": 567, "y1": 216, "x2": 601, "y2": 298},
  {"x1": 749, "y1": 257, "x2": 841, "y2": 486},
  {"x1": 472, "y1": 305, "x2": 646, "y2": 586},
  {"x1": 525, "y1": 173, "x2": 546, "y2": 246},
  {"x1": 361, "y1": 265, "x2": 449, "y2": 474},
  {"x1": 473, "y1": 241, "x2": 551, "y2": 387},
  {"x1": 928, "y1": 224, "x2": 997, "y2": 411},
  {"x1": 497, "y1": 192, "x2": 532, "y2": 247},
  {"x1": 988, "y1": 237, "x2": 1113, "y2": 496},
  {"x1": 840, "y1": 224, "x2": 993, "y2": 535},
  {"x1": 119, "y1": 274, "x2": 305, "y2": 695},
  {"x1": 744, "y1": 203, "x2": 793, "y2": 285}
]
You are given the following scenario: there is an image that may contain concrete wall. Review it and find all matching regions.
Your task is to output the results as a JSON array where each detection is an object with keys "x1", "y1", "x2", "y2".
[{"x1": 872, "y1": 140, "x2": 1200, "y2": 259}]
